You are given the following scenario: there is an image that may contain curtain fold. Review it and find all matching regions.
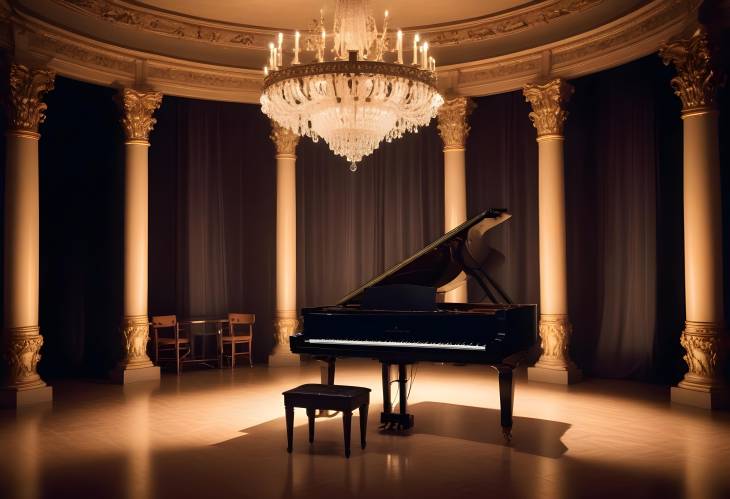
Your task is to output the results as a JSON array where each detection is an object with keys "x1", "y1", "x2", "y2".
[
  {"x1": 149, "y1": 97, "x2": 277, "y2": 361},
  {"x1": 465, "y1": 92, "x2": 540, "y2": 307},
  {"x1": 296, "y1": 123, "x2": 444, "y2": 308},
  {"x1": 13, "y1": 57, "x2": 726, "y2": 380}
]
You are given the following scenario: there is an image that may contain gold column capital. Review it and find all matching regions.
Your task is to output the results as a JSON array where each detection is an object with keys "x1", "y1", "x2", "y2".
[
  {"x1": 437, "y1": 96, "x2": 476, "y2": 151},
  {"x1": 116, "y1": 88, "x2": 163, "y2": 143},
  {"x1": 523, "y1": 78, "x2": 573, "y2": 138},
  {"x1": 269, "y1": 121, "x2": 300, "y2": 156},
  {"x1": 6, "y1": 63, "x2": 55, "y2": 135},
  {"x1": 659, "y1": 26, "x2": 723, "y2": 116}
]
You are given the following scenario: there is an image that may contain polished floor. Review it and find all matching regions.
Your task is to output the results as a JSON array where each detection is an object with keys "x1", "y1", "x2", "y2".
[{"x1": 1, "y1": 360, "x2": 729, "y2": 499}]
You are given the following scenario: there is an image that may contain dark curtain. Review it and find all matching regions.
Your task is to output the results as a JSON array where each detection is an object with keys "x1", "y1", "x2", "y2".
[
  {"x1": 464, "y1": 55, "x2": 728, "y2": 383},
  {"x1": 465, "y1": 92, "x2": 540, "y2": 308},
  {"x1": 296, "y1": 123, "x2": 444, "y2": 308},
  {"x1": 36, "y1": 77, "x2": 125, "y2": 377},
  {"x1": 148, "y1": 97, "x2": 278, "y2": 362},
  {"x1": 563, "y1": 57, "x2": 680, "y2": 381},
  {"x1": 1, "y1": 55, "x2": 725, "y2": 382}
]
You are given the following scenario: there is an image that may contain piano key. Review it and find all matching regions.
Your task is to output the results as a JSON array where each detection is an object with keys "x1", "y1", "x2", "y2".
[{"x1": 305, "y1": 338, "x2": 486, "y2": 351}]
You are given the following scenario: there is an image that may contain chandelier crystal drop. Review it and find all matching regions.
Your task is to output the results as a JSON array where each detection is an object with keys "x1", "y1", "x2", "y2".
[{"x1": 260, "y1": 0, "x2": 443, "y2": 171}]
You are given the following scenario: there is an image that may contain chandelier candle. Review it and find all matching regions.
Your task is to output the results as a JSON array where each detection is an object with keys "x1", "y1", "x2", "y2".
[
  {"x1": 293, "y1": 31, "x2": 300, "y2": 64},
  {"x1": 260, "y1": 0, "x2": 443, "y2": 170},
  {"x1": 413, "y1": 33, "x2": 420, "y2": 65},
  {"x1": 277, "y1": 33, "x2": 283, "y2": 67},
  {"x1": 379, "y1": 10, "x2": 388, "y2": 61}
]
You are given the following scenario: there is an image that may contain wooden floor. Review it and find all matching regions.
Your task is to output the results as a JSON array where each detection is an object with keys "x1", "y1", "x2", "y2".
[{"x1": 1, "y1": 359, "x2": 729, "y2": 499}]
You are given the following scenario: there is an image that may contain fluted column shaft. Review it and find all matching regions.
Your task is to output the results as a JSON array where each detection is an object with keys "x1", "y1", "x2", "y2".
[
  {"x1": 113, "y1": 88, "x2": 162, "y2": 383},
  {"x1": 437, "y1": 97, "x2": 474, "y2": 303},
  {"x1": 270, "y1": 122, "x2": 300, "y2": 366},
  {"x1": 1, "y1": 64, "x2": 55, "y2": 407},
  {"x1": 524, "y1": 78, "x2": 581, "y2": 384},
  {"x1": 661, "y1": 27, "x2": 727, "y2": 409}
]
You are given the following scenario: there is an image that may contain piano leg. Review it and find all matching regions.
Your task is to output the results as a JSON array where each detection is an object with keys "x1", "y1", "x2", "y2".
[
  {"x1": 398, "y1": 363, "x2": 408, "y2": 420},
  {"x1": 495, "y1": 365, "x2": 514, "y2": 441},
  {"x1": 318, "y1": 357, "x2": 336, "y2": 384},
  {"x1": 317, "y1": 357, "x2": 336, "y2": 417},
  {"x1": 379, "y1": 362, "x2": 414, "y2": 430},
  {"x1": 381, "y1": 362, "x2": 392, "y2": 414}
]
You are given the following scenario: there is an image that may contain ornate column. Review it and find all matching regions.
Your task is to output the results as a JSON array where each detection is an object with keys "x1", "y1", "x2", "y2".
[
  {"x1": 269, "y1": 121, "x2": 301, "y2": 367},
  {"x1": 1, "y1": 64, "x2": 55, "y2": 407},
  {"x1": 112, "y1": 88, "x2": 162, "y2": 383},
  {"x1": 523, "y1": 78, "x2": 582, "y2": 384},
  {"x1": 660, "y1": 27, "x2": 728, "y2": 409},
  {"x1": 437, "y1": 96, "x2": 475, "y2": 303}
]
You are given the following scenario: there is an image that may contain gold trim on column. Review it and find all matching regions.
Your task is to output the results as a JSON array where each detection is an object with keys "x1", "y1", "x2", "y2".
[
  {"x1": 116, "y1": 88, "x2": 163, "y2": 142},
  {"x1": 523, "y1": 79, "x2": 573, "y2": 138},
  {"x1": 273, "y1": 318, "x2": 300, "y2": 346},
  {"x1": 678, "y1": 320, "x2": 727, "y2": 392},
  {"x1": 437, "y1": 97, "x2": 476, "y2": 151},
  {"x1": 535, "y1": 314, "x2": 576, "y2": 370},
  {"x1": 659, "y1": 26, "x2": 722, "y2": 116},
  {"x1": 3, "y1": 326, "x2": 46, "y2": 390},
  {"x1": 536, "y1": 134, "x2": 565, "y2": 143},
  {"x1": 7, "y1": 64, "x2": 55, "y2": 134},
  {"x1": 269, "y1": 121, "x2": 300, "y2": 156},
  {"x1": 6, "y1": 130, "x2": 41, "y2": 140},
  {"x1": 120, "y1": 315, "x2": 153, "y2": 369},
  {"x1": 680, "y1": 108, "x2": 717, "y2": 120}
]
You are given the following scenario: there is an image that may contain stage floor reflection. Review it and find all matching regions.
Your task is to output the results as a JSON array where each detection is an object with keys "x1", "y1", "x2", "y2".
[{"x1": 1, "y1": 359, "x2": 729, "y2": 499}]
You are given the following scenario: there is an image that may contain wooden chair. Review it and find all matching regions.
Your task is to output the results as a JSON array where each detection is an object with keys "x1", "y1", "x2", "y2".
[
  {"x1": 220, "y1": 313, "x2": 254, "y2": 368},
  {"x1": 152, "y1": 315, "x2": 190, "y2": 375}
]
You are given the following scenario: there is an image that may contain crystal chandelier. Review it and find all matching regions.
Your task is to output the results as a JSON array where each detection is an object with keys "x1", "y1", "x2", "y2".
[{"x1": 260, "y1": 0, "x2": 444, "y2": 171}]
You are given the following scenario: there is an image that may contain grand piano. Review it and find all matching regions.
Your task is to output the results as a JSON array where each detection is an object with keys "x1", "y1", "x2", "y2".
[{"x1": 290, "y1": 209, "x2": 537, "y2": 439}]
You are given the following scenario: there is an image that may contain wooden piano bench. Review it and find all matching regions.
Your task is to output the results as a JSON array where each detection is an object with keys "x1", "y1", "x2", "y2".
[{"x1": 283, "y1": 384, "x2": 371, "y2": 458}]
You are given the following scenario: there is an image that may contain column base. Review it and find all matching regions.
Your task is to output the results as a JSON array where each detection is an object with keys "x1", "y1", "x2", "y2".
[
  {"x1": 268, "y1": 345, "x2": 300, "y2": 367},
  {"x1": 671, "y1": 385, "x2": 729, "y2": 410},
  {"x1": 0, "y1": 385, "x2": 53, "y2": 408},
  {"x1": 110, "y1": 365, "x2": 160, "y2": 384},
  {"x1": 528, "y1": 365, "x2": 582, "y2": 385}
]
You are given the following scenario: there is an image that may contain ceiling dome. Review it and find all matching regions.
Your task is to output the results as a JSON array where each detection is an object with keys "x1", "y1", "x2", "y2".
[{"x1": 1, "y1": 0, "x2": 699, "y2": 103}]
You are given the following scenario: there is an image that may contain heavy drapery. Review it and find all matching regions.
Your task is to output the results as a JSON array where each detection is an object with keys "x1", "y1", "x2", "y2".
[
  {"x1": 5, "y1": 55, "x2": 725, "y2": 382},
  {"x1": 149, "y1": 98, "x2": 278, "y2": 362},
  {"x1": 295, "y1": 125, "x2": 444, "y2": 308}
]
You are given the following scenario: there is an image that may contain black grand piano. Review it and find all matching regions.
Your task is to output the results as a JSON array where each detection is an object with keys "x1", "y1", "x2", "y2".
[{"x1": 290, "y1": 209, "x2": 537, "y2": 439}]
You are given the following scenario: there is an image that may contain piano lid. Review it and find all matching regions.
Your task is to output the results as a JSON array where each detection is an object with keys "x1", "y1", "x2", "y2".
[{"x1": 337, "y1": 208, "x2": 512, "y2": 306}]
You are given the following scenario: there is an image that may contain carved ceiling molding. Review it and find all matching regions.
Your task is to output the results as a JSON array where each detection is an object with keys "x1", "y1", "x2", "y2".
[
  {"x1": 56, "y1": 0, "x2": 263, "y2": 48},
  {"x1": 9, "y1": 12, "x2": 263, "y2": 102},
  {"x1": 423, "y1": 0, "x2": 604, "y2": 47},
  {"x1": 6, "y1": 0, "x2": 697, "y2": 104},
  {"x1": 452, "y1": 0, "x2": 697, "y2": 96},
  {"x1": 48, "y1": 0, "x2": 607, "y2": 49}
]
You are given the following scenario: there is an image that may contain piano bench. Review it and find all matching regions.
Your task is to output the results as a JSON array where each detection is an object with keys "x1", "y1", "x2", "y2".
[{"x1": 283, "y1": 383, "x2": 371, "y2": 458}]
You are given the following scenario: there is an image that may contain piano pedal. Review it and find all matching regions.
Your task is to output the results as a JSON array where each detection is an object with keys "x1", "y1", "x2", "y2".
[
  {"x1": 502, "y1": 426, "x2": 512, "y2": 442},
  {"x1": 379, "y1": 412, "x2": 414, "y2": 431}
]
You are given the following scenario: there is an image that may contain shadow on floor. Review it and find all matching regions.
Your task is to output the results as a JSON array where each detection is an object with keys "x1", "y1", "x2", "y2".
[{"x1": 406, "y1": 401, "x2": 570, "y2": 458}]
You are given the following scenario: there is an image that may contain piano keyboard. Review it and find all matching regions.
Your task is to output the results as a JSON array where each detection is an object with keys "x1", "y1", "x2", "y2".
[{"x1": 305, "y1": 338, "x2": 486, "y2": 351}]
